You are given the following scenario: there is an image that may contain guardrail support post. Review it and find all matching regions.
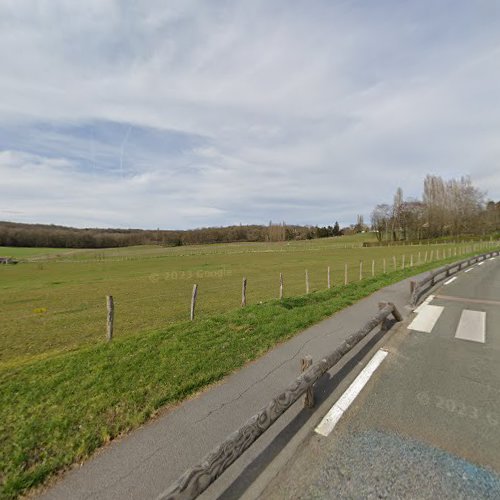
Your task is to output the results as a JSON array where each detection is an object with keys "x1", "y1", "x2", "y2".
[
  {"x1": 389, "y1": 302, "x2": 403, "y2": 322},
  {"x1": 301, "y1": 356, "x2": 314, "y2": 408},
  {"x1": 378, "y1": 302, "x2": 391, "y2": 331}
]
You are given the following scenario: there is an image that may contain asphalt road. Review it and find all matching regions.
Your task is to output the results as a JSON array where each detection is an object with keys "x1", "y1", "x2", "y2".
[
  {"x1": 262, "y1": 257, "x2": 500, "y2": 499},
  {"x1": 39, "y1": 271, "x2": 422, "y2": 500}
]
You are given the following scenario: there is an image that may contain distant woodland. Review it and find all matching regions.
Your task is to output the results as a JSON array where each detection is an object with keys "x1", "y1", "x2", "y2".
[
  {"x1": 0, "y1": 220, "x2": 343, "y2": 249},
  {"x1": 370, "y1": 175, "x2": 500, "y2": 242},
  {"x1": 2, "y1": 175, "x2": 498, "y2": 250}
]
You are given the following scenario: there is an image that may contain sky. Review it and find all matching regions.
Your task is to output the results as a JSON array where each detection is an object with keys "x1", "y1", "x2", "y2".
[{"x1": 1, "y1": 0, "x2": 499, "y2": 229}]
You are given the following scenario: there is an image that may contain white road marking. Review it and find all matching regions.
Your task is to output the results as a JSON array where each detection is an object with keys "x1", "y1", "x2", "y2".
[
  {"x1": 408, "y1": 304, "x2": 444, "y2": 333},
  {"x1": 444, "y1": 277, "x2": 457, "y2": 285},
  {"x1": 489, "y1": 257, "x2": 495, "y2": 261},
  {"x1": 414, "y1": 294, "x2": 435, "y2": 313},
  {"x1": 464, "y1": 268, "x2": 473, "y2": 273},
  {"x1": 315, "y1": 349, "x2": 388, "y2": 437},
  {"x1": 455, "y1": 310, "x2": 486, "y2": 344},
  {"x1": 477, "y1": 262, "x2": 484, "y2": 266}
]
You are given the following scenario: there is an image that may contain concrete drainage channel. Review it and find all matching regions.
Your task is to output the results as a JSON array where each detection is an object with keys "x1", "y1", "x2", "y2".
[{"x1": 160, "y1": 249, "x2": 500, "y2": 500}]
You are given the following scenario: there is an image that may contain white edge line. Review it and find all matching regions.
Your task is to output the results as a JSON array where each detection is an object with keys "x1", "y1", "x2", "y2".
[
  {"x1": 464, "y1": 268, "x2": 473, "y2": 273},
  {"x1": 315, "y1": 349, "x2": 388, "y2": 437},
  {"x1": 477, "y1": 262, "x2": 484, "y2": 266},
  {"x1": 444, "y1": 276, "x2": 457, "y2": 285}
]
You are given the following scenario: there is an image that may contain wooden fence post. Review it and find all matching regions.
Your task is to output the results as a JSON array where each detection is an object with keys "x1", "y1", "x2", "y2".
[
  {"x1": 106, "y1": 295, "x2": 114, "y2": 342},
  {"x1": 301, "y1": 355, "x2": 314, "y2": 408},
  {"x1": 327, "y1": 266, "x2": 331, "y2": 289},
  {"x1": 241, "y1": 277, "x2": 247, "y2": 307},
  {"x1": 393, "y1": 255, "x2": 396, "y2": 270},
  {"x1": 402, "y1": 255, "x2": 405, "y2": 270},
  {"x1": 410, "y1": 255, "x2": 413, "y2": 267},
  {"x1": 383, "y1": 258, "x2": 386, "y2": 274},
  {"x1": 305, "y1": 270, "x2": 310, "y2": 294},
  {"x1": 359, "y1": 261, "x2": 363, "y2": 281},
  {"x1": 279, "y1": 272, "x2": 284, "y2": 299},
  {"x1": 344, "y1": 263, "x2": 348, "y2": 285},
  {"x1": 190, "y1": 284, "x2": 198, "y2": 321},
  {"x1": 371, "y1": 259, "x2": 375, "y2": 277}
]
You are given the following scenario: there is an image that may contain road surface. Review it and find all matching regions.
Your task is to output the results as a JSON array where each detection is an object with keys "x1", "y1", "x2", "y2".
[{"x1": 262, "y1": 256, "x2": 500, "y2": 499}]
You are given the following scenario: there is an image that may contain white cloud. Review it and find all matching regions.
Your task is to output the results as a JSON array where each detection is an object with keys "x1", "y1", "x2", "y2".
[{"x1": 0, "y1": 1, "x2": 499, "y2": 228}]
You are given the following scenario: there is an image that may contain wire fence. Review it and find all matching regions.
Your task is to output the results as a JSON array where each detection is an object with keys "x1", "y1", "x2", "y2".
[{"x1": 2, "y1": 240, "x2": 499, "y2": 366}]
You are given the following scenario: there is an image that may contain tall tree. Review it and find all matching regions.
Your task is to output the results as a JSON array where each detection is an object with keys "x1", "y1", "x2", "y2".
[
  {"x1": 371, "y1": 204, "x2": 391, "y2": 242},
  {"x1": 391, "y1": 187, "x2": 404, "y2": 241}
]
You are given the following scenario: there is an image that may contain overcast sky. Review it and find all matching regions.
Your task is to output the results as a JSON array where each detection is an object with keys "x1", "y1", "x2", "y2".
[{"x1": 1, "y1": 1, "x2": 499, "y2": 229}]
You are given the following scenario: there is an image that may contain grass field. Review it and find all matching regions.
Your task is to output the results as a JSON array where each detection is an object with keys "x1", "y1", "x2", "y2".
[
  {"x1": 1, "y1": 236, "x2": 499, "y2": 499},
  {"x1": 0, "y1": 235, "x2": 494, "y2": 367},
  {"x1": 0, "y1": 247, "x2": 71, "y2": 259}
]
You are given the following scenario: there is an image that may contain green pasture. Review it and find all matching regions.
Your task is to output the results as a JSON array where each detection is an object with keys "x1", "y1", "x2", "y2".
[
  {"x1": 0, "y1": 236, "x2": 493, "y2": 367},
  {"x1": 0, "y1": 237, "x2": 499, "y2": 499},
  {"x1": 0, "y1": 247, "x2": 72, "y2": 259}
]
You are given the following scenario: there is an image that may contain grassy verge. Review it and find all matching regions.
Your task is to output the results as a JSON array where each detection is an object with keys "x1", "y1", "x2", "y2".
[
  {"x1": 0, "y1": 253, "x2": 494, "y2": 499},
  {"x1": 1, "y1": 239, "x2": 482, "y2": 366}
]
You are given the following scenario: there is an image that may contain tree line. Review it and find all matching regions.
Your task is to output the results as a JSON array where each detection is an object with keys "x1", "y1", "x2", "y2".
[
  {"x1": 370, "y1": 175, "x2": 500, "y2": 242},
  {"x1": 0, "y1": 220, "x2": 344, "y2": 249}
]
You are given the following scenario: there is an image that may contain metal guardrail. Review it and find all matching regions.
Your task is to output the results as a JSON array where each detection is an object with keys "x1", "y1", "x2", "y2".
[
  {"x1": 159, "y1": 303, "x2": 403, "y2": 500},
  {"x1": 410, "y1": 250, "x2": 500, "y2": 306}
]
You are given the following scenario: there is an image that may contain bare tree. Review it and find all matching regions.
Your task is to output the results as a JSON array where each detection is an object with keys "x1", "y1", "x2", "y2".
[
  {"x1": 391, "y1": 187, "x2": 404, "y2": 241},
  {"x1": 371, "y1": 204, "x2": 391, "y2": 242},
  {"x1": 371, "y1": 176, "x2": 491, "y2": 242}
]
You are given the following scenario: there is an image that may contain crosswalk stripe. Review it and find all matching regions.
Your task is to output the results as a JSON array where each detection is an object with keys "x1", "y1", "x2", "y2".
[
  {"x1": 408, "y1": 304, "x2": 444, "y2": 333},
  {"x1": 414, "y1": 294, "x2": 434, "y2": 313},
  {"x1": 455, "y1": 310, "x2": 486, "y2": 343}
]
